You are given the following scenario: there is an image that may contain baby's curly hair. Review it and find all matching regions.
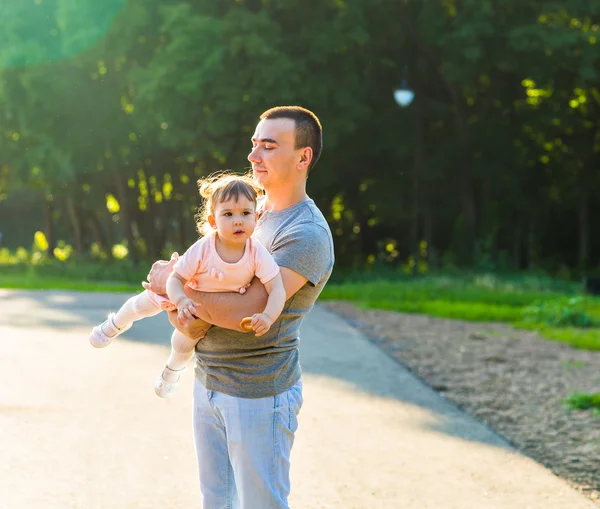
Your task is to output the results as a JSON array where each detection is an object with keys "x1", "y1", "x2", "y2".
[{"x1": 195, "y1": 171, "x2": 264, "y2": 237}]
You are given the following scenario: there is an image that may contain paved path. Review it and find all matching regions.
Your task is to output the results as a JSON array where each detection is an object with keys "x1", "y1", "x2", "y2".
[{"x1": 0, "y1": 289, "x2": 595, "y2": 509}]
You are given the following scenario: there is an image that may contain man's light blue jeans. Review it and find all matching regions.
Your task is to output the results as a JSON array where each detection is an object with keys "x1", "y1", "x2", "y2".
[{"x1": 192, "y1": 377, "x2": 303, "y2": 509}]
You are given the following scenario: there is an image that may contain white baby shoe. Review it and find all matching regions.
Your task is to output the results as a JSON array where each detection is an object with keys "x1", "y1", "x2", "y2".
[
  {"x1": 89, "y1": 313, "x2": 132, "y2": 348},
  {"x1": 154, "y1": 366, "x2": 186, "y2": 398}
]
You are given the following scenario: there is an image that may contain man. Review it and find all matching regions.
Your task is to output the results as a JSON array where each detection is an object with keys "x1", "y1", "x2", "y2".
[{"x1": 144, "y1": 106, "x2": 334, "y2": 508}]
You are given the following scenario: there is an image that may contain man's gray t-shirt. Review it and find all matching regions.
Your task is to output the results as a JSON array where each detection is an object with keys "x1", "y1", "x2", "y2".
[{"x1": 194, "y1": 198, "x2": 334, "y2": 398}]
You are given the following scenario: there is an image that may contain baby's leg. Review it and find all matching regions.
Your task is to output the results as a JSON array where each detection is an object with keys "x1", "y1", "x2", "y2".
[
  {"x1": 154, "y1": 330, "x2": 199, "y2": 398},
  {"x1": 113, "y1": 291, "x2": 162, "y2": 329},
  {"x1": 90, "y1": 291, "x2": 163, "y2": 348},
  {"x1": 165, "y1": 330, "x2": 199, "y2": 374}
]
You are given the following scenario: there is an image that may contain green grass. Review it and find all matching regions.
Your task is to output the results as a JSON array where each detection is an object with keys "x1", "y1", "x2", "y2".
[
  {"x1": 0, "y1": 261, "x2": 146, "y2": 293},
  {"x1": 565, "y1": 393, "x2": 600, "y2": 412},
  {"x1": 0, "y1": 273, "x2": 140, "y2": 292},
  {"x1": 527, "y1": 325, "x2": 600, "y2": 350},
  {"x1": 320, "y1": 275, "x2": 600, "y2": 350}
]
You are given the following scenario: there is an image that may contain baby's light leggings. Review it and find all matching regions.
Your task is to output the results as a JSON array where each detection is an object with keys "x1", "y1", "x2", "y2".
[{"x1": 113, "y1": 290, "x2": 199, "y2": 371}]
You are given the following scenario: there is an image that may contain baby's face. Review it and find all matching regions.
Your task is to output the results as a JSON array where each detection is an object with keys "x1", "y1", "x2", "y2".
[{"x1": 210, "y1": 196, "x2": 257, "y2": 244}]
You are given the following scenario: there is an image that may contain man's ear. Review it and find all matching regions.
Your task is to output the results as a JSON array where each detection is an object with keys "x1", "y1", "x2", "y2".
[
  {"x1": 208, "y1": 215, "x2": 217, "y2": 229},
  {"x1": 297, "y1": 146, "x2": 313, "y2": 171}
]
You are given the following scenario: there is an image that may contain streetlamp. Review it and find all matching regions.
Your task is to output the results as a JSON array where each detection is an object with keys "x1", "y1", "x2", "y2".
[
  {"x1": 394, "y1": 79, "x2": 415, "y2": 108},
  {"x1": 394, "y1": 71, "x2": 419, "y2": 274}
]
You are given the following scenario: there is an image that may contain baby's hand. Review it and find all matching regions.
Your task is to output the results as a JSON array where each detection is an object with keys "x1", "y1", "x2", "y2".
[
  {"x1": 160, "y1": 301, "x2": 177, "y2": 312},
  {"x1": 176, "y1": 297, "x2": 199, "y2": 325},
  {"x1": 251, "y1": 313, "x2": 273, "y2": 337}
]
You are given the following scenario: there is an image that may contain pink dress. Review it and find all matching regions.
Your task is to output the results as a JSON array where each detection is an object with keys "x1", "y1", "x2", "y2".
[{"x1": 146, "y1": 231, "x2": 280, "y2": 309}]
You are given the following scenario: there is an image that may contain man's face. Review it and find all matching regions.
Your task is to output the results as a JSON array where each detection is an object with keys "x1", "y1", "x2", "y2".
[{"x1": 248, "y1": 118, "x2": 300, "y2": 190}]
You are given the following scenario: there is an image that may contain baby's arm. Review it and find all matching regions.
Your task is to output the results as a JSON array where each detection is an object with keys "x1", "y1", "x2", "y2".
[
  {"x1": 251, "y1": 272, "x2": 286, "y2": 336},
  {"x1": 166, "y1": 272, "x2": 198, "y2": 325}
]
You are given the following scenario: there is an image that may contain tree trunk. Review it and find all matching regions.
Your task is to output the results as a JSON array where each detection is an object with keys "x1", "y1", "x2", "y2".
[
  {"x1": 144, "y1": 191, "x2": 166, "y2": 260},
  {"x1": 512, "y1": 222, "x2": 522, "y2": 270},
  {"x1": 66, "y1": 197, "x2": 83, "y2": 255},
  {"x1": 356, "y1": 213, "x2": 369, "y2": 264},
  {"x1": 105, "y1": 213, "x2": 115, "y2": 260},
  {"x1": 44, "y1": 194, "x2": 56, "y2": 257},
  {"x1": 156, "y1": 196, "x2": 169, "y2": 259},
  {"x1": 578, "y1": 164, "x2": 589, "y2": 272},
  {"x1": 449, "y1": 85, "x2": 476, "y2": 264},
  {"x1": 114, "y1": 172, "x2": 138, "y2": 265},
  {"x1": 176, "y1": 197, "x2": 189, "y2": 250},
  {"x1": 422, "y1": 186, "x2": 434, "y2": 269},
  {"x1": 88, "y1": 211, "x2": 106, "y2": 249},
  {"x1": 527, "y1": 221, "x2": 536, "y2": 270},
  {"x1": 410, "y1": 94, "x2": 423, "y2": 274}
]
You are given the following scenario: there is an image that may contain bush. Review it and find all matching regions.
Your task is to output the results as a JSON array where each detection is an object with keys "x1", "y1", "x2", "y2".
[
  {"x1": 522, "y1": 297, "x2": 595, "y2": 328},
  {"x1": 565, "y1": 392, "x2": 600, "y2": 411}
]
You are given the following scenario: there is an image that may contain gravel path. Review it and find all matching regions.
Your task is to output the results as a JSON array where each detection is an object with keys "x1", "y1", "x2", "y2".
[{"x1": 323, "y1": 301, "x2": 600, "y2": 505}]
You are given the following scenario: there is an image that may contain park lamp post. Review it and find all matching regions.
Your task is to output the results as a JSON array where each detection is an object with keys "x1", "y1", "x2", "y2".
[
  {"x1": 394, "y1": 73, "x2": 418, "y2": 274},
  {"x1": 394, "y1": 79, "x2": 415, "y2": 108}
]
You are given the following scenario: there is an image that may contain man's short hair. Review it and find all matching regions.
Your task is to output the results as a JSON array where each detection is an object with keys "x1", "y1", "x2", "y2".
[{"x1": 259, "y1": 106, "x2": 323, "y2": 174}]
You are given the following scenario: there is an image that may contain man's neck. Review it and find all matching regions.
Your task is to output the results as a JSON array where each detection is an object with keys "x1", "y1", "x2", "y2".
[{"x1": 263, "y1": 183, "x2": 308, "y2": 212}]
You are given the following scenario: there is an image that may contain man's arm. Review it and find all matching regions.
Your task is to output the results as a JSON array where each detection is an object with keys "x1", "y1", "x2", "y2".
[
  {"x1": 279, "y1": 266, "x2": 309, "y2": 300},
  {"x1": 185, "y1": 277, "x2": 268, "y2": 331},
  {"x1": 166, "y1": 269, "x2": 308, "y2": 338},
  {"x1": 164, "y1": 286, "x2": 263, "y2": 339},
  {"x1": 166, "y1": 310, "x2": 212, "y2": 340},
  {"x1": 144, "y1": 255, "x2": 308, "y2": 336},
  {"x1": 141, "y1": 252, "x2": 179, "y2": 296},
  {"x1": 185, "y1": 267, "x2": 306, "y2": 329}
]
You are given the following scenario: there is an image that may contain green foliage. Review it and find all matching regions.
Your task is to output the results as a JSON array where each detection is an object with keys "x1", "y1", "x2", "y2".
[
  {"x1": 320, "y1": 271, "x2": 600, "y2": 350},
  {"x1": 523, "y1": 325, "x2": 600, "y2": 350},
  {"x1": 522, "y1": 297, "x2": 597, "y2": 327},
  {"x1": 565, "y1": 393, "x2": 600, "y2": 412},
  {"x1": 1, "y1": 0, "x2": 600, "y2": 273},
  {"x1": 322, "y1": 275, "x2": 575, "y2": 317},
  {"x1": 0, "y1": 1, "x2": 127, "y2": 66}
]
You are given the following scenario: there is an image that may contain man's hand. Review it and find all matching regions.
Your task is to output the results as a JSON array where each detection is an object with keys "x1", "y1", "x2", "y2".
[
  {"x1": 141, "y1": 252, "x2": 178, "y2": 296},
  {"x1": 167, "y1": 310, "x2": 212, "y2": 340},
  {"x1": 250, "y1": 312, "x2": 273, "y2": 337},
  {"x1": 177, "y1": 297, "x2": 199, "y2": 325}
]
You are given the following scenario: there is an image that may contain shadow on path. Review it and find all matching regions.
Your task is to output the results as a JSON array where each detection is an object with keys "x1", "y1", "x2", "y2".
[{"x1": 1, "y1": 288, "x2": 513, "y2": 450}]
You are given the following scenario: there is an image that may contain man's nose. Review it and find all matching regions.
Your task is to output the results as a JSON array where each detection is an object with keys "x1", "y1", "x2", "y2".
[{"x1": 248, "y1": 147, "x2": 260, "y2": 163}]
